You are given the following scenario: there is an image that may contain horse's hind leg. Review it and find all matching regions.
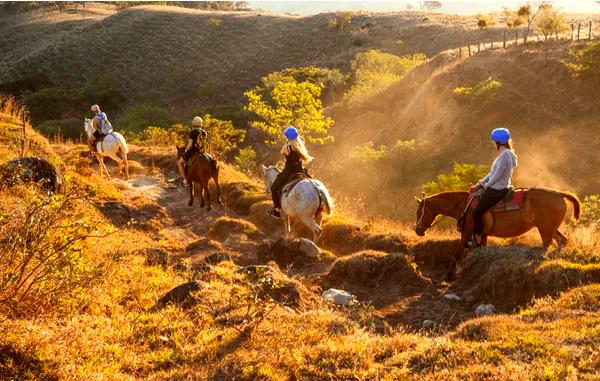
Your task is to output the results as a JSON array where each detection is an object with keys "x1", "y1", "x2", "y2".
[
  {"x1": 204, "y1": 181, "x2": 211, "y2": 211},
  {"x1": 301, "y1": 215, "x2": 322, "y2": 244},
  {"x1": 121, "y1": 152, "x2": 129, "y2": 180},
  {"x1": 188, "y1": 182, "x2": 194, "y2": 206},
  {"x1": 554, "y1": 230, "x2": 568, "y2": 245},
  {"x1": 213, "y1": 175, "x2": 222, "y2": 205}
]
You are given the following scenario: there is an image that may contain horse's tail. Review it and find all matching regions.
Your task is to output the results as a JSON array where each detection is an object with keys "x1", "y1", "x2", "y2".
[
  {"x1": 558, "y1": 191, "x2": 581, "y2": 220},
  {"x1": 114, "y1": 132, "x2": 129, "y2": 154},
  {"x1": 311, "y1": 180, "x2": 334, "y2": 215}
]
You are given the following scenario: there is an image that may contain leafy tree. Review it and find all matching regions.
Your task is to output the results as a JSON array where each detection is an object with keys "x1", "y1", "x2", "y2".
[
  {"x1": 329, "y1": 12, "x2": 353, "y2": 31},
  {"x1": 423, "y1": 163, "x2": 489, "y2": 194},
  {"x1": 534, "y1": 4, "x2": 567, "y2": 40},
  {"x1": 260, "y1": 66, "x2": 347, "y2": 105},
  {"x1": 244, "y1": 79, "x2": 333, "y2": 145},
  {"x1": 567, "y1": 42, "x2": 600, "y2": 85},
  {"x1": 22, "y1": 86, "x2": 74, "y2": 121},
  {"x1": 345, "y1": 50, "x2": 426, "y2": 105},
  {"x1": 516, "y1": 2, "x2": 550, "y2": 43},
  {"x1": 476, "y1": 14, "x2": 491, "y2": 31}
]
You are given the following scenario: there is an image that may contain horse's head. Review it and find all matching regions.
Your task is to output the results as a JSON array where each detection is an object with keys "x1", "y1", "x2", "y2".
[
  {"x1": 414, "y1": 193, "x2": 437, "y2": 236},
  {"x1": 84, "y1": 118, "x2": 94, "y2": 137},
  {"x1": 176, "y1": 146, "x2": 185, "y2": 160},
  {"x1": 261, "y1": 164, "x2": 280, "y2": 195}
]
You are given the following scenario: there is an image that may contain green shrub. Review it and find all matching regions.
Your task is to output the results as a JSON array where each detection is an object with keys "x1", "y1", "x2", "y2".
[
  {"x1": 580, "y1": 195, "x2": 600, "y2": 225},
  {"x1": 345, "y1": 50, "x2": 426, "y2": 105},
  {"x1": 329, "y1": 12, "x2": 354, "y2": 31},
  {"x1": 22, "y1": 86, "x2": 74, "y2": 121},
  {"x1": 202, "y1": 114, "x2": 246, "y2": 159},
  {"x1": 235, "y1": 147, "x2": 257, "y2": 174},
  {"x1": 36, "y1": 118, "x2": 84, "y2": 140},
  {"x1": 116, "y1": 105, "x2": 174, "y2": 132},
  {"x1": 453, "y1": 77, "x2": 503, "y2": 105},
  {"x1": 567, "y1": 42, "x2": 600, "y2": 85},
  {"x1": 0, "y1": 186, "x2": 100, "y2": 316},
  {"x1": 423, "y1": 163, "x2": 490, "y2": 194}
]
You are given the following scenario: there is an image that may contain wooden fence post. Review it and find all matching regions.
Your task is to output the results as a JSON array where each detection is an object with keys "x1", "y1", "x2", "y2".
[
  {"x1": 577, "y1": 23, "x2": 581, "y2": 41},
  {"x1": 589, "y1": 21, "x2": 593, "y2": 40},
  {"x1": 459, "y1": 47, "x2": 462, "y2": 59},
  {"x1": 491, "y1": 39, "x2": 494, "y2": 49},
  {"x1": 515, "y1": 29, "x2": 518, "y2": 46},
  {"x1": 571, "y1": 24, "x2": 574, "y2": 40},
  {"x1": 477, "y1": 41, "x2": 481, "y2": 52},
  {"x1": 468, "y1": 45, "x2": 472, "y2": 56},
  {"x1": 503, "y1": 30, "x2": 506, "y2": 48}
]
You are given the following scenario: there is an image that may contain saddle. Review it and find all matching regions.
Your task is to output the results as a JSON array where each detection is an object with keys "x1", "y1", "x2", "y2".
[
  {"x1": 282, "y1": 171, "x2": 311, "y2": 197},
  {"x1": 470, "y1": 188, "x2": 524, "y2": 212}
]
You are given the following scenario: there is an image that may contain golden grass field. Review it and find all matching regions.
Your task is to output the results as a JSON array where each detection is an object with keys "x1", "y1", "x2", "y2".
[
  {"x1": 1, "y1": 99, "x2": 600, "y2": 380},
  {"x1": 1, "y1": 3, "x2": 600, "y2": 380}
]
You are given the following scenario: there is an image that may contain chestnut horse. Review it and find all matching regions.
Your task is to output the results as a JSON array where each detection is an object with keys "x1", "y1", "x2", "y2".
[
  {"x1": 176, "y1": 147, "x2": 222, "y2": 210},
  {"x1": 414, "y1": 187, "x2": 580, "y2": 248}
]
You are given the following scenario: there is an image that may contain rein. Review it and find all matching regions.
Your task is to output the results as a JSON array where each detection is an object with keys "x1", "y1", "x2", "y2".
[{"x1": 415, "y1": 193, "x2": 469, "y2": 231}]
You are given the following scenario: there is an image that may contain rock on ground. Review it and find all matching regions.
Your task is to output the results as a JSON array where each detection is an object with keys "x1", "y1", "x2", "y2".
[{"x1": 322, "y1": 288, "x2": 357, "y2": 306}]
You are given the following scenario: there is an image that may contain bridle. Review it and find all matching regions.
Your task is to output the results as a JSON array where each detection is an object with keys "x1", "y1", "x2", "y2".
[{"x1": 415, "y1": 193, "x2": 469, "y2": 232}]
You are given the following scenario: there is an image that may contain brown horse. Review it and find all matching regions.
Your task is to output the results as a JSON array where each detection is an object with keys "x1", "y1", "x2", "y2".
[
  {"x1": 414, "y1": 187, "x2": 581, "y2": 248},
  {"x1": 176, "y1": 147, "x2": 222, "y2": 210}
]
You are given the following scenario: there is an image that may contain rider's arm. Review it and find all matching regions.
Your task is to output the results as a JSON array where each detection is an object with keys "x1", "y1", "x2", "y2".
[
  {"x1": 185, "y1": 138, "x2": 194, "y2": 151},
  {"x1": 280, "y1": 143, "x2": 290, "y2": 156}
]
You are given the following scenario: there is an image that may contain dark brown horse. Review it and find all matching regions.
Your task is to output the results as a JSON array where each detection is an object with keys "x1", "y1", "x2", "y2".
[
  {"x1": 176, "y1": 147, "x2": 222, "y2": 210},
  {"x1": 414, "y1": 188, "x2": 580, "y2": 248}
]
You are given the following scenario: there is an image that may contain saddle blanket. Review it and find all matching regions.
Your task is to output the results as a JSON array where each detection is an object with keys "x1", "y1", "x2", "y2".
[{"x1": 470, "y1": 189, "x2": 524, "y2": 212}]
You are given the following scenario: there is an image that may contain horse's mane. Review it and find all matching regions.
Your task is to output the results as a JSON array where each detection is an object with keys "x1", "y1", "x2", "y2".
[{"x1": 425, "y1": 190, "x2": 469, "y2": 199}]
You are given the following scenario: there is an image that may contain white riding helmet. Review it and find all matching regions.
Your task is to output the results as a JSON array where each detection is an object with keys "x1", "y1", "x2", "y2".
[
  {"x1": 192, "y1": 116, "x2": 203, "y2": 127},
  {"x1": 90, "y1": 104, "x2": 100, "y2": 112}
]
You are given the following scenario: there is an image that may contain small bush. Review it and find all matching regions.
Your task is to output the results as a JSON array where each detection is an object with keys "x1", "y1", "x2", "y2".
[
  {"x1": 453, "y1": 77, "x2": 504, "y2": 106},
  {"x1": 567, "y1": 42, "x2": 600, "y2": 85},
  {"x1": 36, "y1": 118, "x2": 83, "y2": 140},
  {"x1": 235, "y1": 147, "x2": 257, "y2": 173},
  {"x1": 207, "y1": 17, "x2": 222, "y2": 26},
  {"x1": 580, "y1": 194, "x2": 600, "y2": 225},
  {"x1": 0, "y1": 185, "x2": 100, "y2": 317},
  {"x1": 202, "y1": 114, "x2": 246, "y2": 159},
  {"x1": 329, "y1": 12, "x2": 354, "y2": 31}
]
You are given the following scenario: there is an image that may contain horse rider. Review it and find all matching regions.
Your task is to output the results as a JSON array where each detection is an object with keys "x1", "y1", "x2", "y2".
[
  {"x1": 87, "y1": 104, "x2": 113, "y2": 152},
  {"x1": 177, "y1": 116, "x2": 217, "y2": 187},
  {"x1": 469, "y1": 127, "x2": 518, "y2": 248},
  {"x1": 268, "y1": 126, "x2": 313, "y2": 218}
]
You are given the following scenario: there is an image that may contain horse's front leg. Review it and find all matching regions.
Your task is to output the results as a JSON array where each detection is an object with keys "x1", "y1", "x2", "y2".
[
  {"x1": 282, "y1": 214, "x2": 291, "y2": 239},
  {"x1": 188, "y1": 181, "x2": 194, "y2": 206},
  {"x1": 99, "y1": 156, "x2": 111, "y2": 179}
]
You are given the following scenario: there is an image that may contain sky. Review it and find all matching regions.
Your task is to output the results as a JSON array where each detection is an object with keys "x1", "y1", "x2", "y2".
[{"x1": 246, "y1": 1, "x2": 600, "y2": 15}]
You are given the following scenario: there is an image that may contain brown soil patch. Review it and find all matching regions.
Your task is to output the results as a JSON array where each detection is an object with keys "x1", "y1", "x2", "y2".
[
  {"x1": 410, "y1": 239, "x2": 463, "y2": 281},
  {"x1": 320, "y1": 217, "x2": 409, "y2": 255}
]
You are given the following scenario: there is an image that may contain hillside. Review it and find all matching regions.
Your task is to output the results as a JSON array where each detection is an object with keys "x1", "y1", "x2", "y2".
[
  {"x1": 0, "y1": 3, "x2": 540, "y2": 112},
  {"x1": 318, "y1": 40, "x2": 600, "y2": 219},
  {"x1": 1, "y1": 107, "x2": 600, "y2": 378}
]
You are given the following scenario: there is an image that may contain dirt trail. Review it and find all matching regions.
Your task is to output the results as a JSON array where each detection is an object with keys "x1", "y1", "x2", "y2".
[{"x1": 97, "y1": 147, "x2": 572, "y2": 332}]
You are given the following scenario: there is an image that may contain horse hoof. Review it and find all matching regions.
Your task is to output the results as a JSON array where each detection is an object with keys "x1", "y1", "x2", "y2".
[{"x1": 188, "y1": 201, "x2": 193, "y2": 207}]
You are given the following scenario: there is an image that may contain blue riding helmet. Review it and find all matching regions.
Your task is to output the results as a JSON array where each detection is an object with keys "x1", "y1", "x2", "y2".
[
  {"x1": 284, "y1": 126, "x2": 298, "y2": 140},
  {"x1": 491, "y1": 128, "x2": 510, "y2": 144}
]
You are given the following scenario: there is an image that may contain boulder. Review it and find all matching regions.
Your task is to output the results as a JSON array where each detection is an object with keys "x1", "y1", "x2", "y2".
[
  {"x1": 2, "y1": 157, "x2": 63, "y2": 193},
  {"x1": 322, "y1": 288, "x2": 357, "y2": 306},
  {"x1": 444, "y1": 293, "x2": 462, "y2": 302},
  {"x1": 422, "y1": 319, "x2": 435, "y2": 329},
  {"x1": 475, "y1": 304, "x2": 496, "y2": 317},
  {"x1": 154, "y1": 281, "x2": 205, "y2": 309}
]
